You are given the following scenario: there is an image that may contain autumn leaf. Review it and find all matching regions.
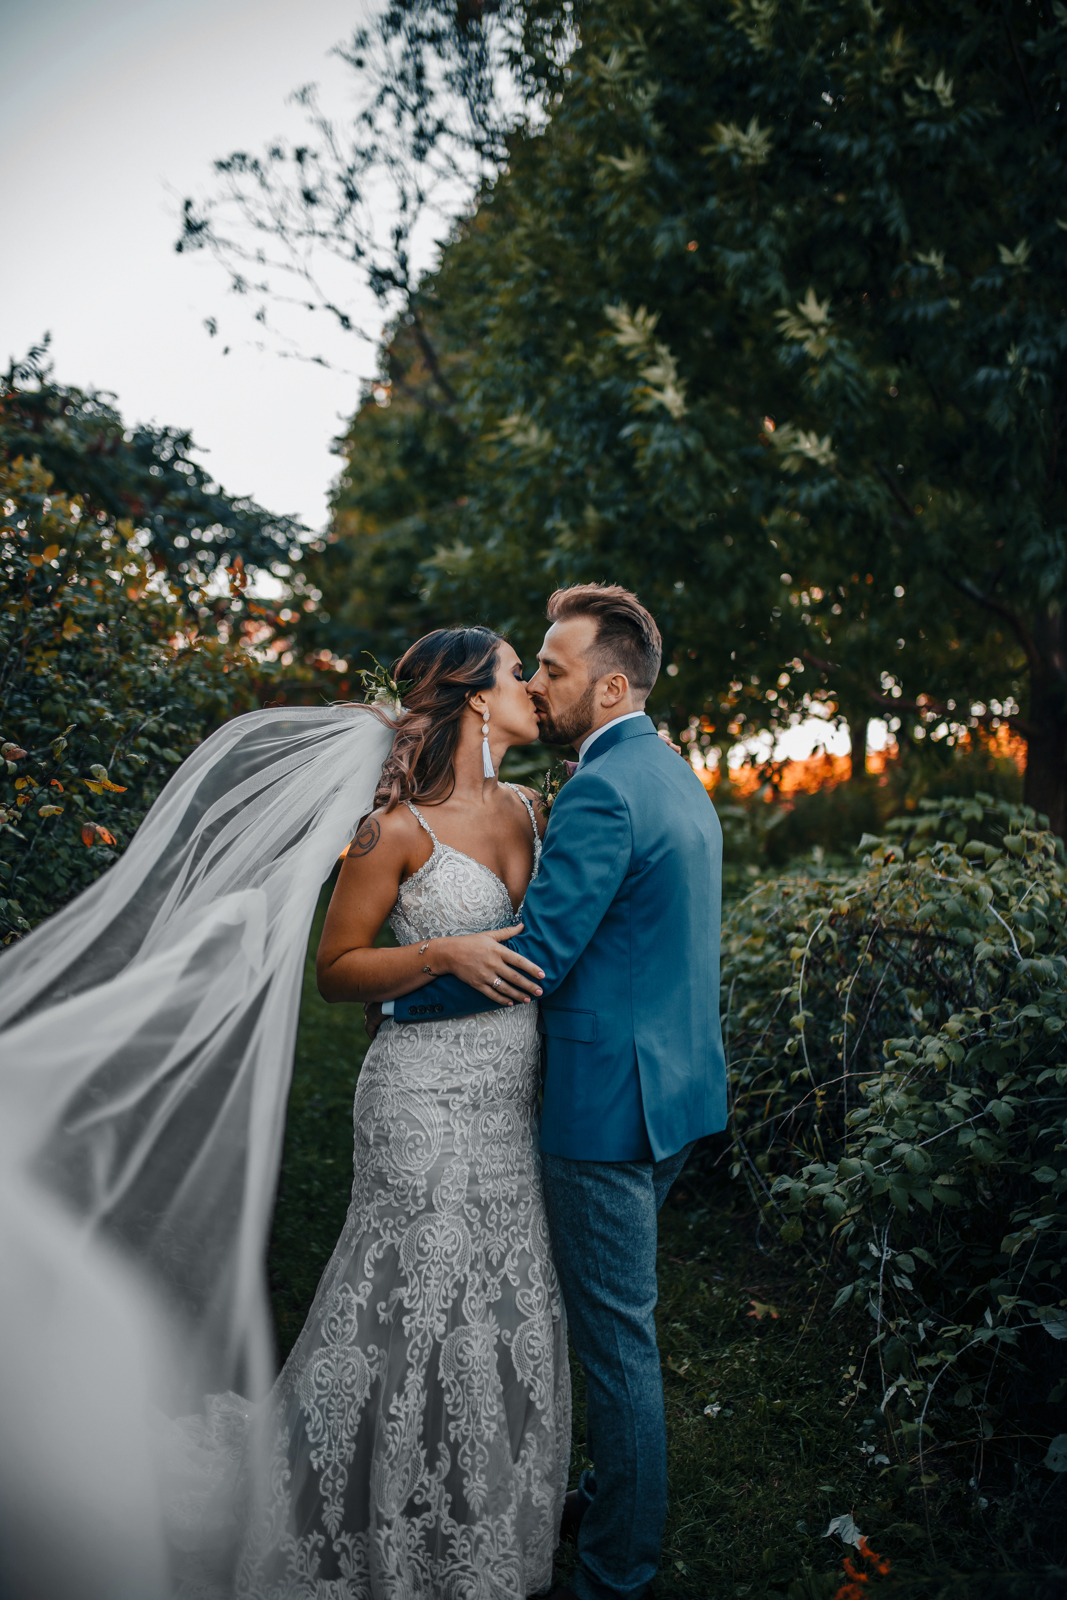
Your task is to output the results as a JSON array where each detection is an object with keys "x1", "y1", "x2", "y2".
[
  {"x1": 41, "y1": 544, "x2": 60, "y2": 562},
  {"x1": 228, "y1": 554, "x2": 247, "y2": 597},
  {"x1": 746, "y1": 1300, "x2": 782, "y2": 1321},
  {"x1": 1, "y1": 743, "x2": 27, "y2": 760},
  {"x1": 37, "y1": 804, "x2": 64, "y2": 818},
  {"x1": 61, "y1": 615, "x2": 82, "y2": 639},
  {"x1": 49, "y1": 779, "x2": 63, "y2": 792},
  {"x1": 84, "y1": 763, "x2": 126, "y2": 794},
  {"x1": 28, "y1": 553, "x2": 43, "y2": 568},
  {"x1": 80, "y1": 822, "x2": 116, "y2": 847}
]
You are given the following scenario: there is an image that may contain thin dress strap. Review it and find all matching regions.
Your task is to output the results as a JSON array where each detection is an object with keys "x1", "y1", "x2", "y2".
[
  {"x1": 504, "y1": 783, "x2": 542, "y2": 878},
  {"x1": 405, "y1": 800, "x2": 440, "y2": 846}
]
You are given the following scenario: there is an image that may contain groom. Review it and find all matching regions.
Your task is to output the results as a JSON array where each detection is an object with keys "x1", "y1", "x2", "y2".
[{"x1": 383, "y1": 583, "x2": 725, "y2": 1600}]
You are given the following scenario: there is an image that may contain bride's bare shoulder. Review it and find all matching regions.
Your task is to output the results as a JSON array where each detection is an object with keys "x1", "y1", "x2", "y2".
[
  {"x1": 346, "y1": 802, "x2": 426, "y2": 865},
  {"x1": 509, "y1": 783, "x2": 548, "y2": 839}
]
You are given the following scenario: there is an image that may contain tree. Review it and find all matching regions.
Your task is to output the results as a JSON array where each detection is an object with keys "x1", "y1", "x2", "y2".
[
  {"x1": 286, "y1": 322, "x2": 470, "y2": 681},
  {"x1": 0, "y1": 368, "x2": 288, "y2": 942},
  {"x1": 189, "y1": 1, "x2": 1067, "y2": 826},
  {"x1": 4, "y1": 341, "x2": 305, "y2": 629}
]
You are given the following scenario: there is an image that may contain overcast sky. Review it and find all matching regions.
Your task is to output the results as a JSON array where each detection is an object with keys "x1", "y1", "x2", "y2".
[{"x1": 1, "y1": 0, "x2": 401, "y2": 536}]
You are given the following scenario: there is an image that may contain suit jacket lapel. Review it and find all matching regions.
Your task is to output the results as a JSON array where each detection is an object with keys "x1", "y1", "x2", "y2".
[{"x1": 580, "y1": 713, "x2": 657, "y2": 766}]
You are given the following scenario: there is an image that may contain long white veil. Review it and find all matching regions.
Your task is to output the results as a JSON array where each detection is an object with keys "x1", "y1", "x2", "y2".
[{"x1": 0, "y1": 705, "x2": 395, "y2": 1599}]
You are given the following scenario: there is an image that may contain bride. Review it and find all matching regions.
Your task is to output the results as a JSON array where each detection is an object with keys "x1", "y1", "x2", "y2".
[{"x1": 0, "y1": 626, "x2": 569, "y2": 1600}]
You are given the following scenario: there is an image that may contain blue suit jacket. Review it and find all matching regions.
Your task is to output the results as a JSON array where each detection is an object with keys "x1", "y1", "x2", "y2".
[{"x1": 392, "y1": 715, "x2": 726, "y2": 1161}]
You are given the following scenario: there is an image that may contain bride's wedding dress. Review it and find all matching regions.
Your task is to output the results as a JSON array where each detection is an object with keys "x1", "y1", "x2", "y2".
[
  {"x1": 234, "y1": 791, "x2": 570, "y2": 1599},
  {"x1": 0, "y1": 709, "x2": 569, "y2": 1600}
]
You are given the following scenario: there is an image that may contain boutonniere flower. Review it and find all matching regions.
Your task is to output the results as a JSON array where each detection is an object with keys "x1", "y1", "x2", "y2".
[
  {"x1": 356, "y1": 653, "x2": 411, "y2": 715},
  {"x1": 538, "y1": 758, "x2": 577, "y2": 814}
]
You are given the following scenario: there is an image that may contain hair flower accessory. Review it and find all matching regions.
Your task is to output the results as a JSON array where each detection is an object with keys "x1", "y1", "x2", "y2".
[{"x1": 356, "y1": 653, "x2": 411, "y2": 715}]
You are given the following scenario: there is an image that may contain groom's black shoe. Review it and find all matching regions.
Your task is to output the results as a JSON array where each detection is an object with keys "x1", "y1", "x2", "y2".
[{"x1": 558, "y1": 1488, "x2": 590, "y2": 1545}]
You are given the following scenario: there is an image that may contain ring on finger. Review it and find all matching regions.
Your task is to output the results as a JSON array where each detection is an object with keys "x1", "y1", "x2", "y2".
[{"x1": 492, "y1": 977, "x2": 502, "y2": 990}]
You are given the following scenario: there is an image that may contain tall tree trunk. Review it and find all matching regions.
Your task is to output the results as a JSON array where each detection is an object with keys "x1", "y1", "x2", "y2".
[
  {"x1": 847, "y1": 714, "x2": 869, "y2": 784},
  {"x1": 1023, "y1": 608, "x2": 1067, "y2": 838}
]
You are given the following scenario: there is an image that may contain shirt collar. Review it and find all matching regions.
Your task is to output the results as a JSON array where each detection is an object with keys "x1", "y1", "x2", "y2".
[{"x1": 577, "y1": 711, "x2": 647, "y2": 765}]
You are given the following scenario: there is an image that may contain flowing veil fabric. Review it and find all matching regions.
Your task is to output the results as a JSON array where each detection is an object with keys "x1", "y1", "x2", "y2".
[{"x1": 0, "y1": 705, "x2": 395, "y2": 1599}]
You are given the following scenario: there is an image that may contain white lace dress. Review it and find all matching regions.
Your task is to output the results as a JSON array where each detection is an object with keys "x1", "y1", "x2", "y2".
[{"x1": 236, "y1": 790, "x2": 570, "y2": 1600}]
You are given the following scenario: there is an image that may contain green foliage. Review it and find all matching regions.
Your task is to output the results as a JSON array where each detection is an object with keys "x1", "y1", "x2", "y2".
[
  {"x1": 4, "y1": 344, "x2": 304, "y2": 625},
  {"x1": 232, "y1": 0, "x2": 1067, "y2": 824},
  {"x1": 0, "y1": 453, "x2": 270, "y2": 942},
  {"x1": 723, "y1": 796, "x2": 1067, "y2": 1510},
  {"x1": 288, "y1": 327, "x2": 471, "y2": 679},
  {"x1": 273, "y1": 966, "x2": 1066, "y2": 1591},
  {"x1": 722, "y1": 737, "x2": 1025, "y2": 875}
]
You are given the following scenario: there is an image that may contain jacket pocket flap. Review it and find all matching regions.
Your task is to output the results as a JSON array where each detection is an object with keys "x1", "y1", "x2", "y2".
[{"x1": 539, "y1": 1007, "x2": 597, "y2": 1043}]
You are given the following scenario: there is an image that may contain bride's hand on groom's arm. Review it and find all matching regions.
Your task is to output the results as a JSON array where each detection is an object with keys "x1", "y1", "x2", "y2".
[
  {"x1": 434, "y1": 925, "x2": 544, "y2": 1005},
  {"x1": 363, "y1": 926, "x2": 542, "y2": 1039}
]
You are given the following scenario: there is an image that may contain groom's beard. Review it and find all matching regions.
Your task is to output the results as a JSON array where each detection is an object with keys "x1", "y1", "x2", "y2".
[{"x1": 535, "y1": 681, "x2": 597, "y2": 749}]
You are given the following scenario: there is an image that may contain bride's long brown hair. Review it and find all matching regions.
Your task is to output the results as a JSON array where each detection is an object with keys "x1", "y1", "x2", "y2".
[{"x1": 373, "y1": 626, "x2": 504, "y2": 811}]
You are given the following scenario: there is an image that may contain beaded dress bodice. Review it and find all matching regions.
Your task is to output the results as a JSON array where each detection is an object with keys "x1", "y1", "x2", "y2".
[{"x1": 388, "y1": 785, "x2": 542, "y2": 944}]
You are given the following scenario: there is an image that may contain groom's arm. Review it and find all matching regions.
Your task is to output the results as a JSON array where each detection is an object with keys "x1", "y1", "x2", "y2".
[{"x1": 391, "y1": 770, "x2": 631, "y2": 1023}]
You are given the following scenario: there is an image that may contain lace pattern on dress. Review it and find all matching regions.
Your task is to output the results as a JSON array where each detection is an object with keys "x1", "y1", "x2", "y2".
[{"x1": 234, "y1": 783, "x2": 568, "y2": 1600}]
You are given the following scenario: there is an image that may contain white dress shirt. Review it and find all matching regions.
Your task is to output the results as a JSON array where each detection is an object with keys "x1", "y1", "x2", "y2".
[{"x1": 576, "y1": 710, "x2": 647, "y2": 765}]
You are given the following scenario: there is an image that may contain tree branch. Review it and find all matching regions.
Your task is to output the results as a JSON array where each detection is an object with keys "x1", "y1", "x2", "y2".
[
  {"x1": 409, "y1": 310, "x2": 460, "y2": 406},
  {"x1": 1001, "y1": 1, "x2": 1039, "y2": 125},
  {"x1": 941, "y1": 571, "x2": 1039, "y2": 675},
  {"x1": 390, "y1": 371, "x2": 471, "y2": 437},
  {"x1": 865, "y1": 689, "x2": 1036, "y2": 741},
  {"x1": 803, "y1": 648, "x2": 840, "y2": 675},
  {"x1": 876, "y1": 462, "x2": 917, "y2": 521},
  {"x1": 803, "y1": 651, "x2": 1036, "y2": 740},
  {"x1": 1045, "y1": 379, "x2": 1067, "y2": 499}
]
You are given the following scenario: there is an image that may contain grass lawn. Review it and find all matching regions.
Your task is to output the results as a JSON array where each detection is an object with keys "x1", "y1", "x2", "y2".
[{"x1": 269, "y1": 886, "x2": 1065, "y2": 1598}]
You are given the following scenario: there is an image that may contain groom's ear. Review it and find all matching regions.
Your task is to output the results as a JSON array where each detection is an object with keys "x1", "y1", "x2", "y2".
[{"x1": 599, "y1": 670, "x2": 630, "y2": 707}]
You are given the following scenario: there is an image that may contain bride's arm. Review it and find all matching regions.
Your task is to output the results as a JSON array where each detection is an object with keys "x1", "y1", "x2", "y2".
[{"x1": 316, "y1": 808, "x2": 544, "y2": 1005}]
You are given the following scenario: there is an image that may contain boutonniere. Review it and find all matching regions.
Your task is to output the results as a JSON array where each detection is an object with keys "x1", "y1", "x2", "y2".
[
  {"x1": 538, "y1": 758, "x2": 578, "y2": 814},
  {"x1": 356, "y1": 653, "x2": 411, "y2": 714}
]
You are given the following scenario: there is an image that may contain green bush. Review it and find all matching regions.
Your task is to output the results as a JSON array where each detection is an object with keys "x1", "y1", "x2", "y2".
[
  {"x1": 722, "y1": 795, "x2": 1067, "y2": 1513},
  {"x1": 4, "y1": 345, "x2": 303, "y2": 614},
  {"x1": 0, "y1": 454, "x2": 270, "y2": 941}
]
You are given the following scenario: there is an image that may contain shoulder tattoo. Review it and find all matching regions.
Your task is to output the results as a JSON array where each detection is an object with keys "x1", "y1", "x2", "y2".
[{"x1": 351, "y1": 817, "x2": 381, "y2": 857}]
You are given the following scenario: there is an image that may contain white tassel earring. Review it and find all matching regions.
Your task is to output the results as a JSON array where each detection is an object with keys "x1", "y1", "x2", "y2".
[{"x1": 481, "y1": 706, "x2": 495, "y2": 779}]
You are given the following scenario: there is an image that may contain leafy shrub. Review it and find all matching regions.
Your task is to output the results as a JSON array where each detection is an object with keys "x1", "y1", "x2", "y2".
[
  {"x1": 721, "y1": 796, "x2": 1067, "y2": 1508},
  {"x1": 759, "y1": 780, "x2": 883, "y2": 869},
  {"x1": 0, "y1": 455, "x2": 270, "y2": 940},
  {"x1": 4, "y1": 344, "x2": 303, "y2": 617}
]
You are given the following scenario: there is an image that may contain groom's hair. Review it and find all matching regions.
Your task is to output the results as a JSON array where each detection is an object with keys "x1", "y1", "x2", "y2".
[{"x1": 546, "y1": 583, "x2": 662, "y2": 695}]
